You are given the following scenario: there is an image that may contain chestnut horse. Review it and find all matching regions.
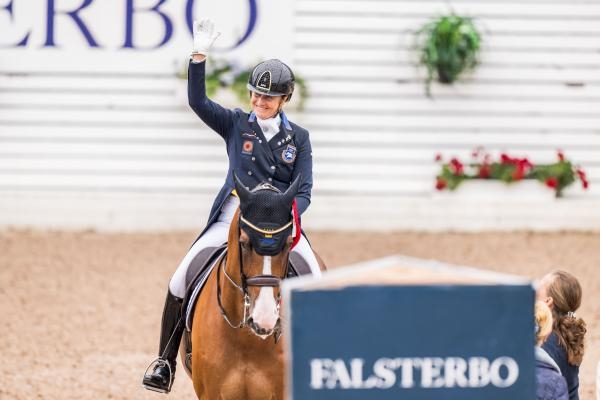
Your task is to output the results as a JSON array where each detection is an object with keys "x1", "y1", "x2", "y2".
[{"x1": 185, "y1": 176, "x2": 325, "y2": 400}]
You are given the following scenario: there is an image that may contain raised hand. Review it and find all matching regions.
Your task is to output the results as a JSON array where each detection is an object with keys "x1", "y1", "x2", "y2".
[{"x1": 193, "y1": 19, "x2": 221, "y2": 55}]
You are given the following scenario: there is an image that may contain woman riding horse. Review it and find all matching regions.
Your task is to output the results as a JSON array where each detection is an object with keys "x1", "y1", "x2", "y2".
[
  {"x1": 142, "y1": 19, "x2": 322, "y2": 394},
  {"x1": 189, "y1": 175, "x2": 305, "y2": 399}
]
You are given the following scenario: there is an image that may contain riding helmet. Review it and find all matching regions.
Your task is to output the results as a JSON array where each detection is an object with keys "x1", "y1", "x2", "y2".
[{"x1": 247, "y1": 59, "x2": 295, "y2": 101}]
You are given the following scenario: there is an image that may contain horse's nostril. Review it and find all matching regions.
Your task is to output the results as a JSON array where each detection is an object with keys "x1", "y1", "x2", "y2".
[{"x1": 249, "y1": 319, "x2": 273, "y2": 337}]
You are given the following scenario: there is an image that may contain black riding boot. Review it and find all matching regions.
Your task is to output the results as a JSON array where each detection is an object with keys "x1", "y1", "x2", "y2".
[{"x1": 142, "y1": 290, "x2": 184, "y2": 394}]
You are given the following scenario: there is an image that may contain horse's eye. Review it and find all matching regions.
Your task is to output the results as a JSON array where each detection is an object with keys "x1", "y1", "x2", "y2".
[
  {"x1": 239, "y1": 230, "x2": 251, "y2": 250},
  {"x1": 240, "y1": 239, "x2": 251, "y2": 251}
]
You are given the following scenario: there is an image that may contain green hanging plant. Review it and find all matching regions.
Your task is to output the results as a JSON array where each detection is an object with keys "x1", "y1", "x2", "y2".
[{"x1": 415, "y1": 14, "x2": 482, "y2": 95}]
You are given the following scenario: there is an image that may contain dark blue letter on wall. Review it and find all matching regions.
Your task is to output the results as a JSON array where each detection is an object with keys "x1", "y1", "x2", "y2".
[
  {"x1": 44, "y1": 0, "x2": 99, "y2": 47},
  {"x1": 123, "y1": 0, "x2": 173, "y2": 49},
  {"x1": 185, "y1": 0, "x2": 257, "y2": 50},
  {"x1": 2, "y1": 0, "x2": 31, "y2": 46}
]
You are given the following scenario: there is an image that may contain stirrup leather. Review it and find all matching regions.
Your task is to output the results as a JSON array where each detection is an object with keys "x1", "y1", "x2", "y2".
[{"x1": 142, "y1": 358, "x2": 174, "y2": 393}]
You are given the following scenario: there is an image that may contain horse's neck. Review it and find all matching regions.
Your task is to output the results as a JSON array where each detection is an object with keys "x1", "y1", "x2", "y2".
[
  {"x1": 224, "y1": 209, "x2": 243, "y2": 283},
  {"x1": 218, "y1": 228, "x2": 246, "y2": 327}
]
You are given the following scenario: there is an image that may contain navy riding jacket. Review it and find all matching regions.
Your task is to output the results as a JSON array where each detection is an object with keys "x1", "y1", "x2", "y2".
[
  {"x1": 542, "y1": 332, "x2": 579, "y2": 400},
  {"x1": 187, "y1": 60, "x2": 313, "y2": 236}
]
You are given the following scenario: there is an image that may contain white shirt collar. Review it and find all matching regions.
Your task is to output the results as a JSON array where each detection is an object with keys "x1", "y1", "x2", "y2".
[{"x1": 256, "y1": 114, "x2": 281, "y2": 142}]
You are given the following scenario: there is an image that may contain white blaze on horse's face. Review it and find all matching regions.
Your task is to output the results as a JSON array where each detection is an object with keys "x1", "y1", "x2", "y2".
[{"x1": 250, "y1": 255, "x2": 280, "y2": 337}]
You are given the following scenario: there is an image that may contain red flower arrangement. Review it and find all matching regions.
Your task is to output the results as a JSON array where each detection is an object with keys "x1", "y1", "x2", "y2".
[{"x1": 435, "y1": 148, "x2": 589, "y2": 197}]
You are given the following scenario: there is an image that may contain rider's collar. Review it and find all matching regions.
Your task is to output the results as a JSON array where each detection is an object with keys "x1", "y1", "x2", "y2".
[{"x1": 249, "y1": 111, "x2": 292, "y2": 131}]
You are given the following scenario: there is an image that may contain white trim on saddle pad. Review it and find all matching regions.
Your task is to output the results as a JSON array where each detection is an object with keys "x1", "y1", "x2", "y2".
[{"x1": 185, "y1": 248, "x2": 227, "y2": 331}]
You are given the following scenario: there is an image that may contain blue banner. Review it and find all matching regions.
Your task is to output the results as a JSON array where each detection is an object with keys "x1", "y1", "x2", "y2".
[{"x1": 287, "y1": 284, "x2": 535, "y2": 400}]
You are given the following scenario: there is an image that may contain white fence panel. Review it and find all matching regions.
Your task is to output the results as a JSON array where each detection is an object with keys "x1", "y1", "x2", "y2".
[{"x1": 1, "y1": 0, "x2": 599, "y2": 230}]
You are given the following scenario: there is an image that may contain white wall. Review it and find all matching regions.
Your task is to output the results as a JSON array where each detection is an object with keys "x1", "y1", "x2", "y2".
[
  {"x1": 292, "y1": 0, "x2": 600, "y2": 231},
  {"x1": 1, "y1": 0, "x2": 599, "y2": 231}
]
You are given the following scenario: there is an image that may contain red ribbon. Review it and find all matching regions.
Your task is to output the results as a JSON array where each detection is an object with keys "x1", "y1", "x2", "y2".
[{"x1": 291, "y1": 199, "x2": 301, "y2": 250}]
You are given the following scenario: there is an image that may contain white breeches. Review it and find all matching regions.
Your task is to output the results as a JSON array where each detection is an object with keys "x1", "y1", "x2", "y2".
[{"x1": 169, "y1": 195, "x2": 322, "y2": 298}]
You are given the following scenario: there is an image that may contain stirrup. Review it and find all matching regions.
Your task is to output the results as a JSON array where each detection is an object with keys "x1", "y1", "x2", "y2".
[{"x1": 142, "y1": 358, "x2": 174, "y2": 394}]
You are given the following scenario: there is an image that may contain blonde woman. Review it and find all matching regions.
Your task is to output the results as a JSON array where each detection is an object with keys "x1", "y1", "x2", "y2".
[{"x1": 536, "y1": 270, "x2": 587, "y2": 400}]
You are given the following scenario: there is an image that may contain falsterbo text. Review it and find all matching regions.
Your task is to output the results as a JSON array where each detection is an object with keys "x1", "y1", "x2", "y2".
[{"x1": 310, "y1": 356, "x2": 519, "y2": 390}]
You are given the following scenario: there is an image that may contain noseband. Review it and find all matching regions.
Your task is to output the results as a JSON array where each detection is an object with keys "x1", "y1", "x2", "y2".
[{"x1": 216, "y1": 211, "x2": 293, "y2": 340}]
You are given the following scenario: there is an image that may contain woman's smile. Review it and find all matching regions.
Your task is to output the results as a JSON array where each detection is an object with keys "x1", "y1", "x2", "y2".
[{"x1": 251, "y1": 92, "x2": 284, "y2": 119}]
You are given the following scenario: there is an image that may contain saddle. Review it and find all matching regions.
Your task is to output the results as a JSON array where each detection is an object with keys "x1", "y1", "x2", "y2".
[
  {"x1": 182, "y1": 244, "x2": 228, "y2": 332},
  {"x1": 179, "y1": 246, "x2": 313, "y2": 375}
]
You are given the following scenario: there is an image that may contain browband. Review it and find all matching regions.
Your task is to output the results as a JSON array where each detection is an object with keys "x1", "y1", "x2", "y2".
[{"x1": 240, "y1": 215, "x2": 293, "y2": 236}]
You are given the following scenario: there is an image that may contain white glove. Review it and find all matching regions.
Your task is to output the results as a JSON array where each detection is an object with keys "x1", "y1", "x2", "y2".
[{"x1": 193, "y1": 19, "x2": 221, "y2": 55}]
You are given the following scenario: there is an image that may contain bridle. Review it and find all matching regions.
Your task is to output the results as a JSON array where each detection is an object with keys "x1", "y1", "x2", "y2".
[{"x1": 216, "y1": 213, "x2": 292, "y2": 340}]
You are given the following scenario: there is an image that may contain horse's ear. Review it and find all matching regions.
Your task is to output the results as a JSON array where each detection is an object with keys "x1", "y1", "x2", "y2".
[
  {"x1": 282, "y1": 174, "x2": 301, "y2": 206},
  {"x1": 233, "y1": 173, "x2": 251, "y2": 205}
]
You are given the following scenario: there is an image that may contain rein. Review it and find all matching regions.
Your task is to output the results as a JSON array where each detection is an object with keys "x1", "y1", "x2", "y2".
[{"x1": 216, "y1": 253, "x2": 250, "y2": 329}]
